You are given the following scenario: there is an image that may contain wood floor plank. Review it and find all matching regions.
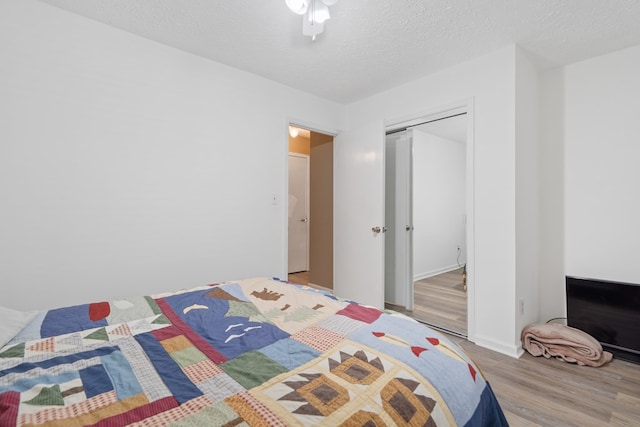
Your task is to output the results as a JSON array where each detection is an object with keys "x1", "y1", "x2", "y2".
[
  {"x1": 609, "y1": 411, "x2": 640, "y2": 426},
  {"x1": 288, "y1": 271, "x2": 310, "y2": 285},
  {"x1": 456, "y1": 337, "x2": 640, "y2": 427},
  {"x1": 616, "y1": 392, "x2": 640, "y2": 406}
]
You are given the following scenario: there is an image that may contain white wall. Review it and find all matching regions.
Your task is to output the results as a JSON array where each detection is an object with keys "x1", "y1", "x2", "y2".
[
  {"x1": 538, "y1": 68, "x2": 566, "y2": 323},
  {"x1": 564, "y1": 44, "x2": 640, "y2": 284},
  {"x1": 539, "y1": 43, "x2": 640, "y2": 325},
  {"x1": 345, "y1": 46, "x2": 522, "y2": 356},
  {"x1": 515, "y1": 48, "x2": 540, "y2": 344},
  {"x1": 0, "y1": 0, "x2": 341, "y2": 310},
  {"x1": 412, "y1": 130, "x2": 466, "y2": 280}
]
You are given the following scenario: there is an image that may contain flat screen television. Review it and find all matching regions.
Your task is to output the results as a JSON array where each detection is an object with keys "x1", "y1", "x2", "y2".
[{"x1": 566, "y1": 276, "x2": 640, "y2": 364}]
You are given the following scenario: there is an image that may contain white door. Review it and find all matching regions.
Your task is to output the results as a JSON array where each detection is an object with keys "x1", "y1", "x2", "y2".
[
  {"x1": 288, "y1": 154, "x2": 309, "y2": 273},
  {"x1": 334, "y1": 121, "x2": 385, "y2": 309},
  {"x1": 403, "y1": 133, "x2": 414, "y2": 311},
  {"x1": 384, "y1": 132, "x2": 413, "y2": 309}
]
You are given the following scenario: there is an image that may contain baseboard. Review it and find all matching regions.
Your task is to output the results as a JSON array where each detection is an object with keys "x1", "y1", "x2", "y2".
[
  {"x1": 473, "y1": 334, "x2": 524, "y2": 359},
  {"x1": 414, "y1": 264, "x2": 464, "y2": 281}
]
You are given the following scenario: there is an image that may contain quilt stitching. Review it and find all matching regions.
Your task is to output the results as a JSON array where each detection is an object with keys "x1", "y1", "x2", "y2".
[
  {"x1": 250, "y1": 340, "x2": 457, "y2": 426},
  {"x1": 0, "y1": 277, "x2": 505, "y2": 426},
  {"x1": 291, "y1": 326, "x2": 346, "y2": 352}
]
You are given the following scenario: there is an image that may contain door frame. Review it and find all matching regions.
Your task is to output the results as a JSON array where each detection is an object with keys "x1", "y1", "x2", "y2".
[
  {"x1": 385, "y1": 98, "x2": 476, "y2": 342},
  {"x1": 282, "y1": 118, "x2": 338, "y2": 281},
  {"x1": 288, "y1": 153, "x2": 310, "y2": 273}
]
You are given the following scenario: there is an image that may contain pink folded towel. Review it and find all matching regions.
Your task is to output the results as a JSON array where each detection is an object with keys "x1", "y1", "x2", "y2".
[{"x1": 521, "y1": 323, "x2": 612, "y2": 367}]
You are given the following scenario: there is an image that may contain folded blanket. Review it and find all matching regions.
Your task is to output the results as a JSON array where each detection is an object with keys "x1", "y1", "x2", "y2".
[{"x1": 521, "y1": 323, "x2": 612, "y2": 367}]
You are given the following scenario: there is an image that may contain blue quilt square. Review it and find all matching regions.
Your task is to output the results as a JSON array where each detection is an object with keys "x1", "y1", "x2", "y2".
[
  {"x1": 163, "y1": 289, "x2": 289, "y2": 360},
  {"x1": 41, "y1": 305, "x2": 107, "y2": 338},
  {"x1": 79, "y1": 364, "x2": 113, "y2": 398},
  {"x1": 258, "y1": 338, "x2": 320, "y2": 370}
]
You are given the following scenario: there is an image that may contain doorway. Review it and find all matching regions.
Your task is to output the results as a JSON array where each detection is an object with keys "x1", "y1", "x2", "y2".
[
  {"x1": 384, "y1": 111, "x2": 470, "y2": 337},
  {"x1": 288, "y1": 153, "x2": 309, "y2": 274},
  {"x1": 287, "y1": 125, "x2": 334, "y2": 290}
]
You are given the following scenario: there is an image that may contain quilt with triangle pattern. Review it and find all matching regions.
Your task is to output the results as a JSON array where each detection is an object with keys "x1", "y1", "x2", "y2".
[{"x1": 0, "y1": 277, "x2": 507, "y2": 426}]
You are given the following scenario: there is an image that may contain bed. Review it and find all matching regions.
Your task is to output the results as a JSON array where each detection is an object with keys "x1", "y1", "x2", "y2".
[{"x1": 0, "y1": 277, "x2": 507, "y2": 426}]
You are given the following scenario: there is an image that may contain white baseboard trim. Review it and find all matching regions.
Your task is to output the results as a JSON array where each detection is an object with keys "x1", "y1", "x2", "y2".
[
  {"x1": 414, "y1": 264, "x2": 464, "y2": 282},
  {"x1": 473, "y1": 334, "x2": 524, "y2": 359}
]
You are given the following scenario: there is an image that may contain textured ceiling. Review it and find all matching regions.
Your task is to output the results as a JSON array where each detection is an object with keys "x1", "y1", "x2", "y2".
[{"x1": 39, "y1": 0, "x2": 640, "y2": 104}]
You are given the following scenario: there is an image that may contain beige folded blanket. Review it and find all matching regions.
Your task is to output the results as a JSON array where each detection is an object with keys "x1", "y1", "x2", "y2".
[{"x1": 521, "y1": 323, "x2": 612, "y2": 367}]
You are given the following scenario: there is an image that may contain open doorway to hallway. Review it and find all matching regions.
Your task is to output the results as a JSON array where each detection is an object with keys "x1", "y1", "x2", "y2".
[{"x1": 287, "y1": 125, "x2": 334, "y2": 291}]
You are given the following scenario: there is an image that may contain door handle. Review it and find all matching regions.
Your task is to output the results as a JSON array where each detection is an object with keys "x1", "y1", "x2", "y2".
[
  {"x1": 406, "y1": 225, "x2": 414, "y2": 231},
  {"x1": 372, "y1": 226, "x2": 387, "y2": 234},
  {"x1": 299, "y1": 218, "x2": 308, "y2": 223}
]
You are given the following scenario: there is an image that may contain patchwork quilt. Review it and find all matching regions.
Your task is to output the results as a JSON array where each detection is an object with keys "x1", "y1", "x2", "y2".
[{"x1": 0, "y1": 277, "x2": 507, "y2": 426}]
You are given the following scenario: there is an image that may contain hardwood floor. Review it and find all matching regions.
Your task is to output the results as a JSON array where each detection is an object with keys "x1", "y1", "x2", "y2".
[
  {"x1": 288, "y1": 271, "x2": 335, "y2": 293},
  {"x1": 451, "y1": 334, "x2": 640, "y2": 426},
  {"x1": 288, "y1": 271, "x2": 310, "y2": 285},
  {"x1": 387, "y1": 267, "x2": 467, "y2": 336}
]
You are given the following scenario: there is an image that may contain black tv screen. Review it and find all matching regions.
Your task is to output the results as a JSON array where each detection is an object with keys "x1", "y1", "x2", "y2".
[{"x1": 566, "y1": 276, "x2": 640, "y2": 364}]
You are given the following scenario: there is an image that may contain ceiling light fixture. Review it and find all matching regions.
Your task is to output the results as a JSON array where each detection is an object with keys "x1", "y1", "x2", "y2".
[{"x1": 286, "y1": 0, "x2": 338, "y2": 40}]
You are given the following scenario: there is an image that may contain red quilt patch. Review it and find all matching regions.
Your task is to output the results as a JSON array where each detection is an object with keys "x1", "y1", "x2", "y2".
[
  {"x1": 0, "y1": 390, "x2": 19, "y2": 427},
  {"x1": 89, "y1": 302, "x2": 110, "y2": 321},
  {"x1": 337, "y1": 304, "x2": 382, "y2": 324}
]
